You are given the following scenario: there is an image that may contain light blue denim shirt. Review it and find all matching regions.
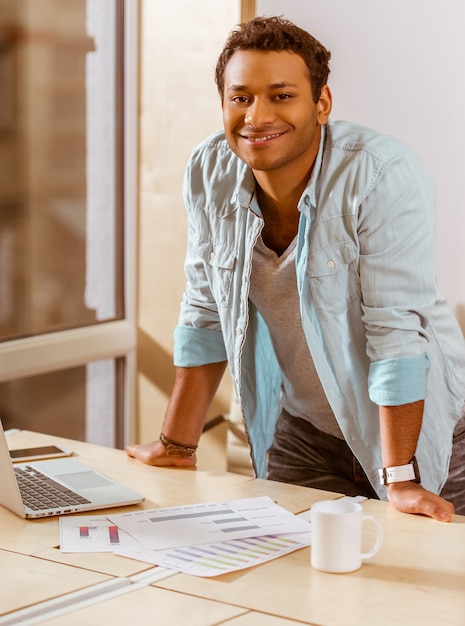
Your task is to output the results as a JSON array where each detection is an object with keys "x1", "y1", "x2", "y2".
[{"x1": 174, "y1": 119, "x2": 465, "y2": 499}]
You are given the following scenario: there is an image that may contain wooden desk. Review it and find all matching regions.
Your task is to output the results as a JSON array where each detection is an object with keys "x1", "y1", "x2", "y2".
[
  {"x1": 2, "y1": 430, "x2": 465, "y2": 626},
  {"x1": 159, "y1": 500, "x2": 465, "y2": 625}
]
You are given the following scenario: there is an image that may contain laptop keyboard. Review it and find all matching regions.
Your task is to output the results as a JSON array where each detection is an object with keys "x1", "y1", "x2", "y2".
[{"x1": 15, "y1": 465, "x2": 91, "y2": 511}]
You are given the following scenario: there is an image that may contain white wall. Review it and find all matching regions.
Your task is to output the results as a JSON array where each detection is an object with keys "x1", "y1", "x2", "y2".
[{"x1": 257, "y1": 0, "x2": 465, "y2": 330}]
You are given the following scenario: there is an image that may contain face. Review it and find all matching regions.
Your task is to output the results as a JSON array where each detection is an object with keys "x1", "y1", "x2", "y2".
[{"x1": 222, "y1": 50, "x2": 332, "y2": 176}]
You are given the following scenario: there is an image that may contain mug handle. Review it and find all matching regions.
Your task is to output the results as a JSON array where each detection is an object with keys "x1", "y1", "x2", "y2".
[{"x1": 361, "y1": 515, "x2": 383, "y2": 560}]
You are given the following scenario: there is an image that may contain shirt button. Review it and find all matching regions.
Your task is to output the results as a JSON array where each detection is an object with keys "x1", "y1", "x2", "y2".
[
  {"x1": 236, "y1": 327, "x2": 243, "y2": 335},
  {"x1": 210, "y1": 252, "x2": 215, "y2": 260},
  {"x1": 327, "y1": 260, "x2": 335, "y2": 269},
  {"x1": 253, "y1": 219, "x2": 260, "y2": 229}
]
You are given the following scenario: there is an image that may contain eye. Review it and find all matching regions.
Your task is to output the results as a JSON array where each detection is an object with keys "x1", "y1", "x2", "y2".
[
  {"x1": 230, "y1": 95, "x2": 250, "y2": 104},
  {"x1": 275, "y1": 93, "x2": 292, "y2": 101}
]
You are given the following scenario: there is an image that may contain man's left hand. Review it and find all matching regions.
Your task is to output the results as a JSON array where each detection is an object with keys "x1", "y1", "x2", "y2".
[{"x1": 386, "y1": 482, "x2": 455, "y2": 522}]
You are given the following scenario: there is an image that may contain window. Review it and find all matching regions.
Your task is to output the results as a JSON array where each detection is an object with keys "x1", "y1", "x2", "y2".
[{"x1": 0, "y1": 0, "x2": 138, "y2": 446}]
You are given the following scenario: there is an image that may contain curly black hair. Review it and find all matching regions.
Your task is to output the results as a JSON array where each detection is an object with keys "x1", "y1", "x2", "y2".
[{"x1": 215, "y1": 16, "x2": 331, "y2": 103}]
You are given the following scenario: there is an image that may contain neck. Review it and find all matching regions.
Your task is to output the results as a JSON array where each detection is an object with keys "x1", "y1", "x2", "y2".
[
  {"x1": 252, "y1": 127, "x2": 320, "y2": 215},
  {"x1": 255, "y1": 177, "x2": 306, "y2": 256},
  {"x1": 254, "y1": 164, "x2": 311, "y2": 220}
]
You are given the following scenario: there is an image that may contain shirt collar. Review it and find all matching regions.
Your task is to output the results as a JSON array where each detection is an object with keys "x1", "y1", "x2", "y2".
[
  {"x1": 235, "y1": 164, "x2": 256, "y2": 209},
  {"x1": 298, "y1": 123, "x2": 326, "y2": 213}
]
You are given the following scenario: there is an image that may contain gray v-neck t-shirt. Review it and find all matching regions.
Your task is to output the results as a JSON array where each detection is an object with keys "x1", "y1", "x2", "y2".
[{"x1": 249, "y1": 235, "x2": 343, "y2": 440}]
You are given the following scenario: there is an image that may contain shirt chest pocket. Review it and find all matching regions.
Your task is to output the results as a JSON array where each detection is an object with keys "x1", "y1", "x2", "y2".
[
  {"x1": 306, "y1": 241, "x2": 360, "y2": 319},
  {"x1": 198, "y1": 242, "x2": 236, "y2": 307}
]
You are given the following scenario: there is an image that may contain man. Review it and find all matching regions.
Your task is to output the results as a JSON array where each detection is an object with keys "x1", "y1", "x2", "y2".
[{"x1": 127, "y1": 16, "x2": 465, "y2": 521}]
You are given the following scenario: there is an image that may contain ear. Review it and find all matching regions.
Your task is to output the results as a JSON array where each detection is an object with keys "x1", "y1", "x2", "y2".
[{"x1": 316, "y1": 85, "x2": 332, "y2": 125}]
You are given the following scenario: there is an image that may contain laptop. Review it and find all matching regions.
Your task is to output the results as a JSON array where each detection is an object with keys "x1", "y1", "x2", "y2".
[{"x1": 0, "y1": 420, "x2": 144, "y2": 519}]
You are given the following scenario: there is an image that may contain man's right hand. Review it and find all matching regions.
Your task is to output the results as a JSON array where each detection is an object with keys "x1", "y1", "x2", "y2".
[
  {"x1": 125, "y1": 440, "x2": 197, "y2": 467},
  {"x1": 126, "y1": 361, "x2": 227, "y2": 469}
]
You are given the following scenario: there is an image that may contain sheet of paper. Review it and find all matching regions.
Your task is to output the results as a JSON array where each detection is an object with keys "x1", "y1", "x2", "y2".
[
  {"x1": 115, "y1": 531, "x2": 311, "y2": 577},
  {"x1": 60, "y1": 516, "x2": 141, "y2": 553},
  {"x1": 108, "y1": 496, "x2": 311, "y2": 550}
]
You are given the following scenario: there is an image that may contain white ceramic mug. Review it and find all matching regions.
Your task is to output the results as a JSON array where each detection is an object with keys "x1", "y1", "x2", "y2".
[{"x1": 310, "y1": 499, "x2": 383, "y2": 573}]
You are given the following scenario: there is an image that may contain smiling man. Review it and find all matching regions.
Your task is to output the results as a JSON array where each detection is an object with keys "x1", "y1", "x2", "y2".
[
  {"x1": 127, "y1": 16, "x2": 465, "y2": 521},
  {"x1": 222, "y1": 49, "x2": 330, "y2": 256}
]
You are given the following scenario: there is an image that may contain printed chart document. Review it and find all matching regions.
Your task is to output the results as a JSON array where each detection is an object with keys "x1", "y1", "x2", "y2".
[
  {"x1": 60, "y1": 496, "x2": 312, "y2": 576},
  {"x1": 107, "y1": 496, "x2": 311, "y2": 550}
]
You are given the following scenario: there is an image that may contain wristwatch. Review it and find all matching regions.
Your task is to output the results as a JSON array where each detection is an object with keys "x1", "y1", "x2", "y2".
[{"x1": 378, "y1": 456, "x2": 421, "y2": 486}]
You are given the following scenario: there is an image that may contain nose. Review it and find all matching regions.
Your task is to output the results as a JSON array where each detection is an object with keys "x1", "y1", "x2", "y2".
[{"x1": 244, "y1": 97, "x2": 275, "y2": 127}]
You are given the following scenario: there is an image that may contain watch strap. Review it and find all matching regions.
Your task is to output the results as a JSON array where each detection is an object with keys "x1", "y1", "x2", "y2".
[{"x1": 378, "y1": 456, "x2": 421, "y2": 486}]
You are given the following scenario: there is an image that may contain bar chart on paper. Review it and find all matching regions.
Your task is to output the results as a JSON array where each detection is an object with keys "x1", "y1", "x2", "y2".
[
  {"x1": 60, "y1": 516, "x2": 140, "y2": 552},
  {"x1": 79, "y1": 524, "x2": 119, "y2": 543},
  {"x1": 108, "y1": 496, "x2": 311, "y2": 550},
  {"x1": 60, "y1": 497, "x2": 313, "y2": 572},
  {"x1": 116, "y1": 533, "x2": 312, "y2": 577}
]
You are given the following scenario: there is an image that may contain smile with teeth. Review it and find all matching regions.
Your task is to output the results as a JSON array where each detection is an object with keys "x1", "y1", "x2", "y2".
[{"x1": 246, "y1": 133, "x2": 282, "y2": 142}]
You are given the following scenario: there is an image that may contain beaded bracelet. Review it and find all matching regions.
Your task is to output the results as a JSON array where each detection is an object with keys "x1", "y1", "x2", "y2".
[{"x1": 159, "y1": 433, "x2": 198, "y2": 458}]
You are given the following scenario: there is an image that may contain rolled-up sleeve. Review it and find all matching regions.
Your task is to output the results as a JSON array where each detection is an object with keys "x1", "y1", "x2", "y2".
[
  {"x1": 357, "y1": 147, "x2": 436, "y2": 405},
  {"x1": 173, "y1": 325, "x2": 227, "y2": 367},
  {"x1": 368, "y1": 353, "x2": 430, "y2": 405}
]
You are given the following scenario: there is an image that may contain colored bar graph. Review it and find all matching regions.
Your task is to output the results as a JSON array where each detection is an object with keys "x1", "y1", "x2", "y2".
[{"x1": 108, "y1": 525, "x2": 120, "y2": 544}]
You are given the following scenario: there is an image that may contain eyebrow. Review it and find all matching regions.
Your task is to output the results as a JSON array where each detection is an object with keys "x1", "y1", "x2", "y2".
[{"x1": 227, "y1": 81, "x2": 298, "y2": 92}]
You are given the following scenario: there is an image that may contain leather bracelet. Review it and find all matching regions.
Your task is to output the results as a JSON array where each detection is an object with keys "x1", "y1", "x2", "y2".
[{"x1": 159, "y1": 433, "x2": 198, "y2": 458}]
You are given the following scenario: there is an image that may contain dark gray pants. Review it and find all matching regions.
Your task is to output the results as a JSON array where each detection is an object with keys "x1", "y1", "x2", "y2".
[{"x1": 267, "y1": 408, "x2": 465, "y2": 514}]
